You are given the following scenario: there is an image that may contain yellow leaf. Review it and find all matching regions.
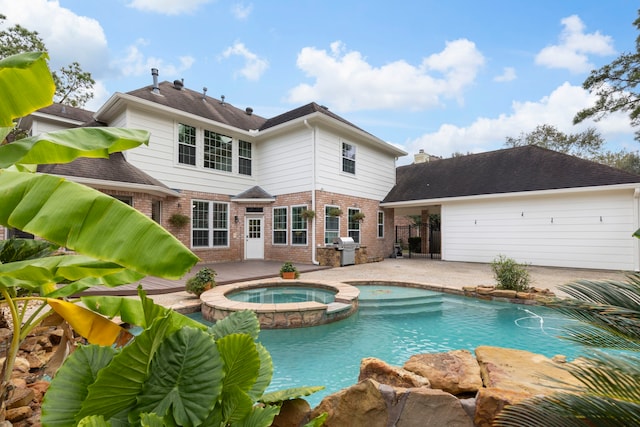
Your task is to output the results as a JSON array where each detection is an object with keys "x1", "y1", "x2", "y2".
[{"x1": 47, "y1": 298, "x2": 133, "y2": 347}]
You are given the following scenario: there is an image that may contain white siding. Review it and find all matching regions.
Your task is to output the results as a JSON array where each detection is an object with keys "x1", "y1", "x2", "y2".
[
  {"x1": 441, "y1": 189, "x2": 639, "y2": 271},
  {"x1": 123, "y1": 108, "x2": 257, "y2": 195},
  {"x1": 315, "y1": 126, "x2": 397, "y2": 200},
  {"x1": 256, "y1": 128, "x2": 313, "y2": 194}
]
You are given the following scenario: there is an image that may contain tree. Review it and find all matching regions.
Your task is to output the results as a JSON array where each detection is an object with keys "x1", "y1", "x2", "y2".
[
  {"x1": 0, "y1": 14, "x2": 94, "y2": 108},
  {"x1": 574, "y1": 10, "x2": 640, "y2": 141},
  {"x1": 505, "y1": 124, "x2": 605, "y2": 159}
]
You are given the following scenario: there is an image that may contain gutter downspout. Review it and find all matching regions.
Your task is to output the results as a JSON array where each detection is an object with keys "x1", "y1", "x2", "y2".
[{"x1": 304, "y1": 119, "x2": 319, "y2": 265}]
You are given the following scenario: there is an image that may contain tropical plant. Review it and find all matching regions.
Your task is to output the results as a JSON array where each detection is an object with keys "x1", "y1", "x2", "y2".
[
  {"x1": 0, "y1": 51, "x2": 199, "y2": 417},
  {"x1": 494, "y1": 273, "x2": 640, "y2": 426},
  {"x1": 41, "y1": 294, "x2": 323, "y2": 426},
  {"x1": 490, "y1": 255, "x2": 531, "y2": 292},
  {"x1": 185, "y1": 267, "x2": 216, "y2": 297}
]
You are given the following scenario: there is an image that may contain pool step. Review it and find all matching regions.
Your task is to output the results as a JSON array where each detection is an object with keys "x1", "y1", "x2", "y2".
[{"x1": 358, "y1": 294, "x2": 443, "y2": 316}]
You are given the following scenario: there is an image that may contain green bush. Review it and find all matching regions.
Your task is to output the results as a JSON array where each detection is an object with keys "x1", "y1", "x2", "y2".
[{"x1": 491, "y1": 255, "x2": 530, "y2": 292}]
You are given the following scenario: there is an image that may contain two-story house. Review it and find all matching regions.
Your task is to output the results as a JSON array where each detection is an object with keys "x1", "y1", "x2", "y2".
[{"x1": 13, "y1": 72, "x2": 407, "y2": 265}]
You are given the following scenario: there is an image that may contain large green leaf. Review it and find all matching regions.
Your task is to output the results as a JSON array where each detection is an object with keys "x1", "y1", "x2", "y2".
[
  {"x1": 247, "y1": 342, "x2": 273, "y2": 401},
  {"x1": 41, "y1": 345, "x2": 117, "y2": 427},
  {"x1": 0, "y1": 254, "x2": 144, "y2": 293},
  {"x1": 261, "y1": 386, "x2": 325, "y2": 404},
  {"x1": 0, "y1": 170, "x2": 198, "y2": 278},
  {"x1": 76, "y1": 313, "x2": 177, "y2": 421},
  {"x1": 221, "y1": 386, "x2": 253, "y2": 424},
  {"x1": 0, "y1": 127, "x2": 150, "y2": 168},
  {"x1": 217, "y1": 333, "x2": 261, "y2": 394},
  {"x1": 209, "y1": 309, "x2": 260, "y2": 340},
  {"x1": 0, "y1": 238, "x2": 58, "y2": 263},
  {"x1": 0, "y1": 52, "x2": 55, "y2": 127},
  {"x1": 135, "y1": 327, "x2": 223, "y2": 426},
  {"x1": 234, "y1": 404, "x2": 281, "y2": 427}
]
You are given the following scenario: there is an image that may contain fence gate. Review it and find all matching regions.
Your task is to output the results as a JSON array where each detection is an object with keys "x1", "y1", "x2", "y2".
[{"x1": 394, "y1": 224, "x2": 441, "y2": 259}]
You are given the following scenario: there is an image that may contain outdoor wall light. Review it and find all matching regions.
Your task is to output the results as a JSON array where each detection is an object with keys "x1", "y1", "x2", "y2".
[{"x1": 234, "y1": 215, "x2": 239, "y2": 223}]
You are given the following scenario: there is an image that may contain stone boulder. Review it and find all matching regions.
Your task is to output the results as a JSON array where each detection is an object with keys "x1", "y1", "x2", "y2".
[
  {"x1": 403, "y1": 349, "x2": 482, "y2": 395},
  {"x1": 474, "y1": 387, "x2": 533, "y2": 427},
  {"x1": 475, "y1": 346, "x2": 582, "y2": 395},
  {"x1": 272, "y1": 398, "x2": 311, "y2": 427},
  {"x1": 309, "y1": 378, "x2": 473, "y2": 427},
  {"x1": 359, "y1": 357, "x2": 430, "y2": 389}
]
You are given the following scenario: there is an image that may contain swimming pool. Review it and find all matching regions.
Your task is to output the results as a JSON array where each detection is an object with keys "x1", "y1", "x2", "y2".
[
  {"x1": 226, "y1": 286, "x2": 336, "y2": 304},
  {"x1": 193, "y1": 284, "x2": 586, "y2": 406}
]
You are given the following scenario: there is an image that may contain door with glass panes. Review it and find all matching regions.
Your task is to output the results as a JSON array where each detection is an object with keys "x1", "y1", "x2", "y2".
[{"x1": 245, "y1": 216, "x2": 264, "y2": 259}]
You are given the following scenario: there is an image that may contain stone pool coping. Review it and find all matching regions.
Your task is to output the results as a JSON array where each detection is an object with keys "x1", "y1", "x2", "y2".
[{"x1": 200, "y1": 278, "x2": 360, "y2": 328}]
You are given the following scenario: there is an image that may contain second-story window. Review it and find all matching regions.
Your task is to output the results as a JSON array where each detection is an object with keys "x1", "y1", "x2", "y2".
[
  {"x1": 178, "y1": 123, "x2": 196, "y2": 165},
  {"x1": 204, "y1": 130, "x2": 232, "y2": 172},
  {"x1": 342, "y1": 141, "x2": 356, "y2": 174},
  {"x1": 239, "y1": 140, "x2": 252, "y2": 176}
]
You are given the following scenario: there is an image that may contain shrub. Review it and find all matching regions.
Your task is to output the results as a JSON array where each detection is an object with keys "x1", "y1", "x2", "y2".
[
  {"x1": 168, "y1": 213, "x2": 190, "y2": 227},
  {"x1": 185, "y1": 267, "x2": 216, "y2": 296},
  {"x1": 491, "y1": 255, "x2": 530, "y2": 292}
]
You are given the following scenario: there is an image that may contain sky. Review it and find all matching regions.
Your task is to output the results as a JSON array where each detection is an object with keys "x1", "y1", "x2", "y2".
[{"x1": 2, "y1": 0, "x2": 639, "y2": 165}]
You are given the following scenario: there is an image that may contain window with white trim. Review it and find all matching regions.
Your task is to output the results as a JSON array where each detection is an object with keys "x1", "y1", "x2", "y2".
[
  {"x1": 239, "y1": 140, "x2": 252, "y2": 176},
  {"x1": 377, "y1": 211, "x2": 384, "y2": 238},
  {"x1": 204, "y1": 130, "x2": 232, "y2": 172},
  {"x1": 273, "y1": 207, "x2": 287, "y2": 245},
  {"x1": 291, "y1": 206, "x2": 308, "y2": 245},
  {"x1": 348, "y1": 208, "x2": 361, "y2": 243},
  {"x1": 192, "y1": 200, "x2": 229, "y2": 247},
  {"x1": 342, "y1": 141, "x2": 356, "y2": 174},
  {"x1": 178, "y1": 123, "x2": 196, "y2": 165},
  {"x1": 324, "y1": 205, "x2": 340, "y2": 244}
]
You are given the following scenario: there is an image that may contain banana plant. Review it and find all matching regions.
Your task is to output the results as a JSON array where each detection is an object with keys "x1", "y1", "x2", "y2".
[
  {"x1": 41, "y1": 293, "x2": 323, "y2": 426},
  {"x1": 0, "y1": 51, "x2": 198, "y2": 413}
]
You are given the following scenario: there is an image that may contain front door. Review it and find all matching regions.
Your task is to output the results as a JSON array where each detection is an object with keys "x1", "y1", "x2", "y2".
[{"x1": 245, "y1": 216, "x2": 264, "y2": 259}]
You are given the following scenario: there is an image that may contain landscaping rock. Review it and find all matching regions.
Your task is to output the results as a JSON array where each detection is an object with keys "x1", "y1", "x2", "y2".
[
  {"x1": 6, "y1": 405, "x2": 32, "y2": 424},
  {"x1": 403, "y1": 349, "x2": 482, "y2": 395},
  {"x1": 359, "y1": 357, "x2": 430, "y2": 389},
  {"x1": 474, "y1": 387, "x2": 533, "y2": 427},
  {"x1": 395, "y1": 387, "x2": 473, "y2": 427},
  {"x1": 271, "y1": 398, "x2": 311, "y2": 427}
]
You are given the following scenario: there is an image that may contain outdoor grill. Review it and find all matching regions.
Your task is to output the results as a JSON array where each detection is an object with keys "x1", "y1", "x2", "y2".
[{"x1": 333, "y1": 236, "x2": 358, "y2": 266}]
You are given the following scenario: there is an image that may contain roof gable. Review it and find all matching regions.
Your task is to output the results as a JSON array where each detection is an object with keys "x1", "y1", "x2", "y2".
[{"x1": 383, "y1": 146, "x2": 640, "y2": 203}]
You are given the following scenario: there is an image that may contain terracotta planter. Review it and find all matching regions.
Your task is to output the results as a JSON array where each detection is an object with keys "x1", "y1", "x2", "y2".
[{"x1": 281, "y1": 272, "x2": 296, "y2": 279}]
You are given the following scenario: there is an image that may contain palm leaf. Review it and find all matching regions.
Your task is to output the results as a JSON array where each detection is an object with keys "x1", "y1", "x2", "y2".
[
  {"x1": 0, "y1": 52, "x2": 55, "y2": 127},
  {"x1": 41, "y1": 345, "x2": 117, "y2": 427},
  {"x1": 0, "y1": 170, "x2": 198, "y2": 279}
]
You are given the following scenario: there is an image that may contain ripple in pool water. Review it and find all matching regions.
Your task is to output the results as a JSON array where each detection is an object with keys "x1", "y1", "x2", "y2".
[{"x1": 190, "y1": 285, "x2": 589, "y2": 407}]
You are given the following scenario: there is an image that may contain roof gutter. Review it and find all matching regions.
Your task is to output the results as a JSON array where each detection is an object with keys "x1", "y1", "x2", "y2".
[{"x1": 304, "y1": 119, "x2": 319, "y2": 265}]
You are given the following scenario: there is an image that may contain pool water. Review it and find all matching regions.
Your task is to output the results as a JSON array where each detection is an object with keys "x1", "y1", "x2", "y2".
[
  {"x1": 226, "y1": 286, "x2": 336, "y2": 304},
  {"x1": 192, "y1": 285, "x2": 587, "y2": 407}
]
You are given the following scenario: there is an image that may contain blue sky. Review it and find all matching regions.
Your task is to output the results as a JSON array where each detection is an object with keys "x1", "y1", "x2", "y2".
[{"x1": 2, "y1": 0, "x2": 638, "y2": 164}]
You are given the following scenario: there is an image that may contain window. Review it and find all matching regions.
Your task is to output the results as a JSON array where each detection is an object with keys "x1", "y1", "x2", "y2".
[
  {"x1": 342, "y1": 141, "x2": 356, "y2": 174},
  {"x1": 273, "y1": 207, "x2": 287, "y2": 245},
  {"x1": 291, "y1": 206, "x2": 308, "y2": 245},
  {"x1": 239, "y1": 140, "x2": 252, "y2": 176},
  {"x1": 178, "y1": 123, "x2": 196, "y2": 165},
  {"x1": 377, "y1": 211, "x2": 384, "y2": 238},
  {"x1": 152, "y1": 200, "x2": 162, "y2": 223},
  {"x1": 204, "y1": 130, "x2": 232, "y2": 172},
  {"x1": 113, "y1": 195, "x2": 133, "y2": 206},
  {"x1": 192, "y1": 200, "x2": 228, "y2": 247},
  {"x1": 324, "y1": 205, "x2": 340, "y2": 244},
  {"x1": 348, "y1": 208, "x2": 361, "y2": 243}
]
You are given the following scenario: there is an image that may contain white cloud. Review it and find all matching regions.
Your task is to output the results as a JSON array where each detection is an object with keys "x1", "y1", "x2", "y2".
[
  {"x1": 127, "y1": 0, "x2": 213, "y2": 15},
  {"x1": 402, "y1": 82, "x2": 634, "y2": 162},
  {"x1": 494, "y1": 67, "x2": 516, "y2": 82},
  {"x1": 287, "y1": 39, "x2": 485, "y2": 112},
  {"x1": 221, "y1": 42, "x2": 268, "y2": 81},
  {"x1": 0, "y1": 0, "x2": 109, "y2": 74},
  {"x1": 112, "y1": 39, "x2": 195, "y2": 78},
  {"x1": 231, "y1": 2, "x2": 253, "y2": 20},
  {"x1": 535, "y1": 15, "x2": 616, "y2": 73}
]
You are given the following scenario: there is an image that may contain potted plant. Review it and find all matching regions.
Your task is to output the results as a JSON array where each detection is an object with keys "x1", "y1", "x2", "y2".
[
  {"x1": 169, "y1": 213, "x2": 190, "y2": 228},
  {"x1": 279, "y1": 261, "x2": 299, "y2": 279},
  {"x1": 185, "y1": 267, "x2": 216, "y2": 297},
  {"x1": 301, "y1": 209, "x2": 316, "y2": 221},
  {"x1": 328, "y1": 208, "x2": 343, "y2": 217},
  {"x1": 351, "y1": 212, "x2": 366, "y2": 222}
]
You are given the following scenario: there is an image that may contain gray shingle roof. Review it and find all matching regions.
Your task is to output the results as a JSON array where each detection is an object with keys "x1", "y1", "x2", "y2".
[
  {"x1": 126, "y1": 81, "x2": 268, "y2": 131},
  {"x1": 259, "y1": 102, "x2": 368, "y2": 133},
  {"x1": 37, "y1": 152, "x2": 171, "y2": 190},
  {"x1": 382, "y1": 146, "x2": 640, "y2": 203},
  {"x1": 35, "y1": 104, "x2": 95, "y2": 123},
  {"x1": 232, "y1": 186, "x2": 274, "y2": 199}
]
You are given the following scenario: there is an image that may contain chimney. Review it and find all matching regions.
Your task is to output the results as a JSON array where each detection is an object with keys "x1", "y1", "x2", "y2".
[
  {"x1": 151, "y1": 68, "x2": 159, "y2": 93},
  {"x1": 414, "y1": 149, "x2": 429, "y2": 164}
]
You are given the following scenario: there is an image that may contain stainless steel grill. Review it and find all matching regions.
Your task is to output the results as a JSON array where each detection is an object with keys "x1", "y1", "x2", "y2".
[{"x1": 333, "y1": 236, "x2": 358, "y2": 266}]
